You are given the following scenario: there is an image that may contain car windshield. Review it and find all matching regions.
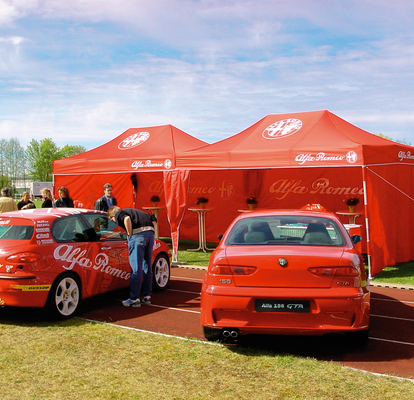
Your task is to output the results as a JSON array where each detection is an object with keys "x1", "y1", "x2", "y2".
[
  {"x1": 0, "y1": 225, "x2": 34, "y2": 240},
  {"x1": 225, "y1": 215, "x2": 346, "y2": 246}
]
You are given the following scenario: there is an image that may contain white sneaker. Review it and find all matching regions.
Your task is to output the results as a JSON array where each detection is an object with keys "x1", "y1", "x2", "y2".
[
  {"x1": 142, "y1": 296, "x2": 151, "y2": 305},
  {"x1": 122, "y1": 298, "x2": 141, "y2": 307}
]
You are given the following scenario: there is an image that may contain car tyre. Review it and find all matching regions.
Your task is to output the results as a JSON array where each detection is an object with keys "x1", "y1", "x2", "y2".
[
  {"x1": 203, "y1": 326, "x2": 223, "y2": 342},
  {"x1": 152, "y1": 254, "x2": 170, "y2": 291},
  {"x1": 47, "y1": 273, "x2": 81, "y2": 319}
]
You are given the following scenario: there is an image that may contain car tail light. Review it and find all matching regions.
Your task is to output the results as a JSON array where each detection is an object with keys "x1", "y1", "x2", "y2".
[
  {"x1": 334, "y1": 267, "x2": 359, "y2": 277},
  {"x1": 231, "y1": 266, "x2": 257, "y2": 275},
  {"x1": 210, "y1": 265, "x2": 257, "y2": 275},
  {"x1": 308, "y1": 267, "x2": 359, "y2": 277},
  {"x1": 308, "y1": 267, "x2": 336, "y2": 277},
  {"x1": 6, "y1": 252, "x2": 43, "y2": 263}
]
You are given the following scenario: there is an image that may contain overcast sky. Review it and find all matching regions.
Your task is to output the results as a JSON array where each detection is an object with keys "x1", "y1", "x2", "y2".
[{"x1": 1, "y1": 0, "x2": 413, "y2": 150}]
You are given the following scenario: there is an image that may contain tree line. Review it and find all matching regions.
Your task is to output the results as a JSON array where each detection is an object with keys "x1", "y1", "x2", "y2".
[{"x1": 0, "y1": 138, "x2": 86, "y2": 195}]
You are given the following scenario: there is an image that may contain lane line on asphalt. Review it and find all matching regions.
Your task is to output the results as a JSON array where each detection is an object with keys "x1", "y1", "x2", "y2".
[
  {"x1": 82, "y1": 318, "x2": 216, "y2": 345},
  {"x1": 147, "y1": 303, "x2": 201, "y2": 314},
  {"x1": 369, "y1": 336, "x2": 414, "y2": 346},
  {"x1": 371, "y1": 297, "x2": 414, "y2": 305},
  {"x1": 371, "y1": 313, "x2": 414, "y2": 323},
  {"x1": 166, "y1": 288, "x2": 200, "y2": 295},
  {"x1": 171, "y1": 276, "x2": 203, "y2": 282}
]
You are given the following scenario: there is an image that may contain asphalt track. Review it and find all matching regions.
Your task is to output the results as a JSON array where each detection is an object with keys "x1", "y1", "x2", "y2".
[{"x1": 77, "y1": 266, "x2": 414, "y2": 381}]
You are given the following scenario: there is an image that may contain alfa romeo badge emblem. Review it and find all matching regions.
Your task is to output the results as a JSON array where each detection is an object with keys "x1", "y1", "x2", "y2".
[
  {"x1": 262, "y1": 119, "x2": 303, "y2": 139},
  {"x1": 278, "y1": 258, "x2": 288, "y2": 267},
  {"x1": 118, "y1": 132, "x2": 150, "y2": 150}
]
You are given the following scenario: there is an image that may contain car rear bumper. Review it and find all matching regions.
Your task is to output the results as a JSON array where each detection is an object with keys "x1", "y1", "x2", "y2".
[
  {"x1": 200, "y1": 286, "x2": 370, "y2": 335},
  {"x1": 0, "y1": 278, "x2": 50, "y2": 308}
]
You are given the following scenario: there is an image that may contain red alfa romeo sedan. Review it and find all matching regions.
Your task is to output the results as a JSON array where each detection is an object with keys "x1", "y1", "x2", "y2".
[
  {"x1": 0, "y1": 208, "x2": 171, "y2": 318},
  {"x1": 200, "y1": 209, "x2": 370, "y2": 344}
]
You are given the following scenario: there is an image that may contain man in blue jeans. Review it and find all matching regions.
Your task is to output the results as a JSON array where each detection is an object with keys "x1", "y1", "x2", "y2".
[{"x1": 108, "y1": 206, "x2": 156, "y2": 307}]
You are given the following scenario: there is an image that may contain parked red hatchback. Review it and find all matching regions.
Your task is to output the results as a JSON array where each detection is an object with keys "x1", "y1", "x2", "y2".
[
  {"x1": 200, "y1": 209, "x2": 370, "y2": 343},
  {"x1": 0, "y1": 208, "x2": 171, "y2": 318}
]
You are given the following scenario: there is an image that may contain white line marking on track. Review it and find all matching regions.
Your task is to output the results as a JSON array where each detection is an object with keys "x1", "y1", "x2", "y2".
[
  {"x1": 82, "y1": 318, "x2": 217, "y2": 345},
  {"x1": 371, "y1": 313, "x2": 414, "y2": 323},
  {"x1": 369, "y1": 336, "x2": 414, "y2": 346},
  {"x1": 345, "y1": 366, "x2": 414, "y2": 383},
  {"x1": 167, "y1": 288, "x2": 200, "y2": 295},
  {"x1": 171, "y1": 276, "x2": 203, "y2": 282},
  {"x1": 371, "y1": 297, "x2": 414, "y2": 305},
  {"x1": 147, "y1": 304, "x2": 201, "y2": 314}
]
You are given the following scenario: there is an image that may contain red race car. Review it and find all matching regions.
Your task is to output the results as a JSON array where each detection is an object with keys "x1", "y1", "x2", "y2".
[
  {"x1": 200, "y1": 209, "x2": 370, "y2": 344},
  {"x1": 0, "y1": 208, "x2": 171, "y2": 318}
]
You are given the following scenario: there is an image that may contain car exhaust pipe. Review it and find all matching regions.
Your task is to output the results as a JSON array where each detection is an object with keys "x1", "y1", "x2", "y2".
[{"x1": 222, "y1": 329, "x2": 239, "y2": 338}]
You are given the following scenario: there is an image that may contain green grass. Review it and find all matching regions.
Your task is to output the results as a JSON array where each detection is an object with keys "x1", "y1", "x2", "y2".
[
  {"x1": 162, "y1": 238, "x2": 214, "y2": 267},
  {"x1": 372, "y1": 261, "x2": 414, "y2": 285},
  {"x1": 33, "y1": 200, "x2": 43, "y2": 208},
  {"x1": 0, "y1": 318, "x2": 413, "y2": 399}
]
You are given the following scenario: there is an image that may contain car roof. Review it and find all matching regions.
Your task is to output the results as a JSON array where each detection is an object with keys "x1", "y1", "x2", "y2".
[{"x1": 0, "y1": 208, "x2": 107, "y2": 222}]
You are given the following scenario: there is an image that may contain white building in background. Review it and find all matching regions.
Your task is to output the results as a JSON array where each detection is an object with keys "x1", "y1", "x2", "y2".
[{"x1": 10, "y1": 177, "x2": 31, "y2": 198}]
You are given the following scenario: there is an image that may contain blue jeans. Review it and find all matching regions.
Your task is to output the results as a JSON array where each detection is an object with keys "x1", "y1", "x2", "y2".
[{"x1": 128, "y1": 230, "x2": 154, "y2": 300}]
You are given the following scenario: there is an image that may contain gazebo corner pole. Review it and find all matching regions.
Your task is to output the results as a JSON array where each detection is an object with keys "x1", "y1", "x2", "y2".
[{"x1": 362, "y1": 167, "x2": 372, "y2": 280}]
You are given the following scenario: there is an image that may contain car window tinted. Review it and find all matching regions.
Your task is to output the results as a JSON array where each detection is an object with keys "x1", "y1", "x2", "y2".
[
  {"x1": 226, "y1": 216, "x2": 345, "y2": 246},
  {"x1": 82, "y1": 214, "x2": 126, "y2": 241},
  {"x1": 0, "y1": 224, "x2": 34, "y2": 240},
  {"x1": 52, "y1": 215, "x2": 97, "y2": 242}
]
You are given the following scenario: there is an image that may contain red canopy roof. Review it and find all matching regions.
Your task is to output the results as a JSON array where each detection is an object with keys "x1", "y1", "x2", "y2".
[
  {"x1": 177, "y1": 110, "x2": 413, "y2": 169},
  {"x1": 53, "y1": 124, "x2": 208, "y2": 175}
]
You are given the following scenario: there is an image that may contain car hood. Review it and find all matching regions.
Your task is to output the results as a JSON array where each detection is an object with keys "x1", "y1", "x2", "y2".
[{"x1": 224, "y1": 245, "x2": 345, "y2": 288}]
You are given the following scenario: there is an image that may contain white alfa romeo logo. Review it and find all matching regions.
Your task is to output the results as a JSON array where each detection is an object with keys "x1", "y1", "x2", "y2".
[
  {"x1": 346, "y1": 151, "x2": 358, "y2": 164},
  {"x1": 118, "y1": 132, "x2": 150, "y2": 150},
  {"x1": 262, "y1": 119, "x2": 303, "y2": 139}
]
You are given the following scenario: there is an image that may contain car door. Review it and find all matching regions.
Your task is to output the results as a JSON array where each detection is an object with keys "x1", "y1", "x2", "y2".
[{"x1": 79, "y1": 213, "x2": 130, "y2": 298}]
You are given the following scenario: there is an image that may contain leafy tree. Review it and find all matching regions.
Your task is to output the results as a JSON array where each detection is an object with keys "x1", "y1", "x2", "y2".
[
  {"x1": 0, "y1": 138, "x2": 25, "y2": 195},
  {"x1": 0, "y1": 175, "x2": 11, "y2": 189},
  {"x1": 377, "y1": 133, "x2": 411, "y2": 145},
  {"x1": 58, "y1": 145, "x2": 87, "y2": 159},
  {"x1": 0, "y1": 139, "x2": 7, "y2": 180},
  {"x1": 25, "y1": 139, "x2": 86, "y2": 182},
  {"x1": 7, "y1": 138, "x2": 25, "y2": 183}
]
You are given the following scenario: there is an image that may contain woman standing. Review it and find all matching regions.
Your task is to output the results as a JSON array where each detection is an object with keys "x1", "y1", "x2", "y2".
[
  {"x1": 54, "y1": 186, "x2": 74, "y2": 208},
  {"x1": 41, "y1": 188, "x2": 53, "y2": 208},
  {"x1": 17, "y1": 192, "x2": 36, "y2": 210}
]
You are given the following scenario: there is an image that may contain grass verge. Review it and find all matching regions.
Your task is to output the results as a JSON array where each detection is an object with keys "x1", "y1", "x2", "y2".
[
  {"x1": 372, "y1": 261, "x2": 414, "y2": 286},
  {"x1": 0, "y1": 318, "x2": 413, "y2": 399}
]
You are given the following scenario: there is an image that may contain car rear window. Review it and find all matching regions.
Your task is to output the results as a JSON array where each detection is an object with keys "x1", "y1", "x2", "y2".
[
  {"x1": 0, "y1": 224, "x2": 34, "y2": 240},
  {"x1": 226, "y1": 216, "x2": 346, "y2": 246}
]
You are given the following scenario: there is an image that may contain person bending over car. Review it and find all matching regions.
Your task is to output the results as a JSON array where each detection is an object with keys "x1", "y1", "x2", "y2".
[{"x1": 107, "y1": 206, "x2": 156, "y2": 308}]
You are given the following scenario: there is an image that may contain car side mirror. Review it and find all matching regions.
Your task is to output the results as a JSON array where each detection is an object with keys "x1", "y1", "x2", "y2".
[
  {"x1": 218, "y1": 234, "x2": 223, "y2": 241},
  {"x1": 351, "y1": 235, "x2": 362, "y2": 244}
]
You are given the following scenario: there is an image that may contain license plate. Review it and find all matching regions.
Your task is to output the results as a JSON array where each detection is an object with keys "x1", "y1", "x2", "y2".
[{"x1": 255, "y1": 300, "x2": 310, "y2": 313}]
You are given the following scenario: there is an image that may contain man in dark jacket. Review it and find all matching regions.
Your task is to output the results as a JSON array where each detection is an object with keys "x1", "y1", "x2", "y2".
[
  {"x1": 107, "y1": 206, "x2": 156, "y2": 308},
  {"x1": 95, "y1": 183, "x2": 117, "y2": 211}
]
